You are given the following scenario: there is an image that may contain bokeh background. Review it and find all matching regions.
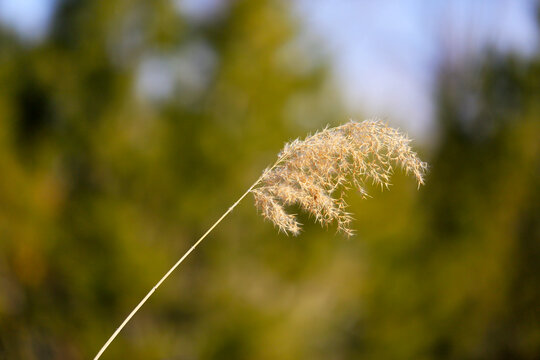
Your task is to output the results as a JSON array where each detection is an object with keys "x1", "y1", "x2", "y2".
[{"x1": 1, "y1": 0, "x2": 539, "y2": 359}]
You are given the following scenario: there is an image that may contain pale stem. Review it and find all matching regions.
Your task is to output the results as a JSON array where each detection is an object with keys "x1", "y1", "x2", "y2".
[{"x1": 93, "y1": 178, "x2": 262, "y2": 360}]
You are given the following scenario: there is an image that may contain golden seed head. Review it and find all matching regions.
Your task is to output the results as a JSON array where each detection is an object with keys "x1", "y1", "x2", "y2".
[{"x1": 252, "y1": 119, "x2": 427, "y2": 236}]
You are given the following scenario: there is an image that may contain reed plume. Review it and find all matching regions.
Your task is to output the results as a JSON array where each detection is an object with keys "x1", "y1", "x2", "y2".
[
  {"x1": 252, "y1": 120, "x2": 427, "y2": 236},
  {"x1": 93, "y1": 119, "x2": 426, "y2": 359}
]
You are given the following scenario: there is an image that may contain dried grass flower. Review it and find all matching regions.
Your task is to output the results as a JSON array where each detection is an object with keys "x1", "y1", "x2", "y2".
[
  {"x1": 252, "y1": 119, "x2": 427, "y2": 236},
  {"x1": 94, "y1": 118, "x2": 427, "y2": 359}
]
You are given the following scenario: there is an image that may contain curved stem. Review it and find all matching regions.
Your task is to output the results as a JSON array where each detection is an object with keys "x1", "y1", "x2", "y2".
[{"x1": 93, "y1": 180, "x2": 261, "y2": 360}]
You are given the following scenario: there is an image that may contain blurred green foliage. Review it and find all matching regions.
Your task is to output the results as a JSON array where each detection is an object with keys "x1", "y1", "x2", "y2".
[{"x1": 0, "y1": 1, "x2": 539, "y2": 359}]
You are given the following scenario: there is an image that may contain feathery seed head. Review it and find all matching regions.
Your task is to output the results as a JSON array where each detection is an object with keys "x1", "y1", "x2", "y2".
[{"x1": 251, "y1": 119, "x2": 427, "y2": 236}]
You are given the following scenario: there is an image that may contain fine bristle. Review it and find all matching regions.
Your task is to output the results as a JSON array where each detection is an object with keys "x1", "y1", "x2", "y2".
[{"x1": 251, "y1": 119, "x2": 427, "y2": 236}]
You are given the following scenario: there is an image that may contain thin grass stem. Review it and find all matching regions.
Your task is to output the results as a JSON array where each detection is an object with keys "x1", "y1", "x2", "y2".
[{"x1": 93, "y1": 179, "x2": 262, "y2": 360}]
